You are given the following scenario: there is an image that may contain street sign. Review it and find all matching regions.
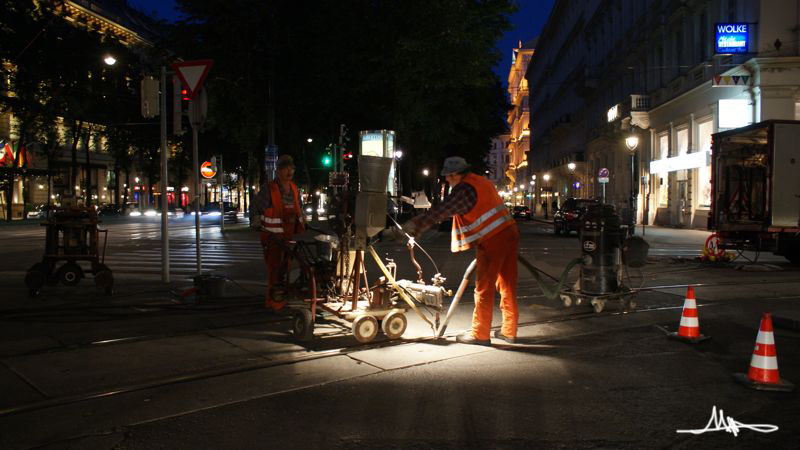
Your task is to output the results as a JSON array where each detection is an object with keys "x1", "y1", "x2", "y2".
[
  {"x1": 598, "y1": 177, "x2": 609, "y2": 184},
  {"x1": 189, "y1": 88, "x2": 208, "y2": 128},
  {"x1": 171, "y1": 59, "x2": 213, "y2": 100},
  {"x1": 598, "y1": 167, "x2": 609, "y2": 178},
  {"x1": 201, "y1": 161, "x2": 216, "y2": 178}
]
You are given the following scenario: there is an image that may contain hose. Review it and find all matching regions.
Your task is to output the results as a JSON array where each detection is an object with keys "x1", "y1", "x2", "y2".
[
  {"x1": 516, "y1": 255, "x2": 583, "y2": 301},
  {"x1": 435, "y1": 259, "x2": 477, "y2": 337}
]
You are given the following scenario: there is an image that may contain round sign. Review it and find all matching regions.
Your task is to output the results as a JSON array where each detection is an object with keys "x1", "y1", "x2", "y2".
[
  {"x1": 598, "y1": 167, "x2": 609, "y2": 178},
  {"x1": 200, "y1": 161, "x2": 216, "y2": 179}
]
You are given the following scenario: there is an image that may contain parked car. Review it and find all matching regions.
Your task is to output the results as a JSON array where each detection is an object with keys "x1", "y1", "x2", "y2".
[
  {"x1": 553, "y1": 198, "x2": 600, "y2": 235},
  {"x1": 512, "y1": 205, "x2": 531, "y2": 220},
  {"x1": 26, "y1": 204, "x2": 48, "y2": 219}
]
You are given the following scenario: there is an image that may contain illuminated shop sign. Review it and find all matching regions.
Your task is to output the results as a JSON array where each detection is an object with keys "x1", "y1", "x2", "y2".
[
  {"x1": 715, "y1": 23, "x2": 749, "y2": 54},
  {"x1": 649, "y1": 151, "x2": 710, "y2": 174}
]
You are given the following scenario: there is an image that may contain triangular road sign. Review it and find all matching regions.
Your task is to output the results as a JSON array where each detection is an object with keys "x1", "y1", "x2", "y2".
[{"x1": 171, "y1": 59, "x2": 213, "y2": 99}]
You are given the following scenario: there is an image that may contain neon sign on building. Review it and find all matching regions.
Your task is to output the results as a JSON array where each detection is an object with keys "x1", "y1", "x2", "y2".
[{"x1": 715, "y1": 23, "x2": 749, "y2": 54}]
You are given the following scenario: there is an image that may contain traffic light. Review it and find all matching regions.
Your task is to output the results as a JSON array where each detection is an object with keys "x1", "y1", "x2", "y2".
[
  {"x1": 181, "y1": 88, "x2": 190, "y2": 101},
  {"x1": 343, "y1": 151, "x2": 353, "y2": 160},
  {"x1": 172, "y1": 76, "x2": 185, "y2": 136},
  {"x1": 322, "y1": 154, "x2": 332, "y2": 167}
]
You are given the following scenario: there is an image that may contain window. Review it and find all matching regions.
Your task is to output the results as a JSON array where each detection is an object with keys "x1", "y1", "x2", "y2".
[{"x1": 697, "y1": 120, "x2": 713, "y2": 208}]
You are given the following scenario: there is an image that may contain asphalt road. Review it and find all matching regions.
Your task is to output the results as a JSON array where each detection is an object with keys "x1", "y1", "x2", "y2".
[{"x1": 0, "y1": 217, "x2": 798, "y2": 449}]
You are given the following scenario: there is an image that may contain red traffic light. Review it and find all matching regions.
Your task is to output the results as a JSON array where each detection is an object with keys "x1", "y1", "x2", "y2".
[
  {"x1": 181, "y1": 89, "x2": 190, "y2": 101},
  {"x1": 344, "y1": 152, "x2": 353, "y2": 160}
]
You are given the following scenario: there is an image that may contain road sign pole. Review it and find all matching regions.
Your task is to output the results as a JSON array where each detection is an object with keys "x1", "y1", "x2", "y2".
[
  {"x1": 192, "y1": 123, "x2": 202, "y2": 275},
  {"x1": 160, "y1": 66, "x2": 170, "y2": 283},
  {"x1": 218, "y1": 154, "x2": 224, "y2": 232}
]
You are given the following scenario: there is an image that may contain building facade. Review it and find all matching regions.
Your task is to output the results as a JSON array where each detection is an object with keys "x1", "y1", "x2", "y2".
[
  {"x1": 0, "y1": 0, "x2": 162, "y2": 219},
  {"x1": 526, "y1": 0, "x2": 800, "y2": 227},
  {"x1": 487, "y1": 134, "x2": 510, "y2": 190},
  {"x1": 506, "y1": 40, "x2": 535, "y2": 207}
]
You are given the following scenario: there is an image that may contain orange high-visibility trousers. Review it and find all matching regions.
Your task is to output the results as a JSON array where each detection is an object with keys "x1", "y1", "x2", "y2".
[
  {"x1": 260, "y1": 233, "x2": 287, "y2": 309},
  {"x1": 471, "y1": 224, "x2": 519, "y2": 340}
]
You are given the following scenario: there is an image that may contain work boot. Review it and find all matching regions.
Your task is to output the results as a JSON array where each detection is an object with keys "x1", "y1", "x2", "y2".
[
  {"x1": 455, "y1": 332, "x2": 490, "y2": 346},
  {"x1": 493, "y1": 330, "x2": 517, "y2": 344}
]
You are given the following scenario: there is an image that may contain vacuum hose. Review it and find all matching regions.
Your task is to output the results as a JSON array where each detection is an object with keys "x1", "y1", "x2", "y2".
[{"x1": 517, "y1": 255, "x2": 583, "y2": 301}]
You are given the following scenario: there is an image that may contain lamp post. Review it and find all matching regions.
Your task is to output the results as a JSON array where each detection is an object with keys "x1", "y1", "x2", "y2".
[
  {"x1": 625, "y1": 133, "x2": 639, "y2": 236},
  {"x1": 567, "y1": 162, "x2": 576, "y2": 197},
  {"x1": 543, "y1": 173, "x2": 551, "y2": 220}
]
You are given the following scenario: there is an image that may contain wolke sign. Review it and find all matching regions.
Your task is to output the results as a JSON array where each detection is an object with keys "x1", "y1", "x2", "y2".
[{"x1": 715, "y1": 23, "x2": 749, "y2": 54}]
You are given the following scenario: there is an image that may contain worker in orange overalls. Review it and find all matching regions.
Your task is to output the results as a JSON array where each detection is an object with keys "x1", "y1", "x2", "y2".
[
  {"x1": 402, "y1": 157, "x2": 519, "y2": 345},
  {"x1": 256, "y1": 154, "x2": 305, "y2": 313}
]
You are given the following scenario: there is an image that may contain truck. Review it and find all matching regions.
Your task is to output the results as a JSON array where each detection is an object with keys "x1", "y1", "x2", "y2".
[{"x1": 709, "y1": 120, "x2": 800, "y2": 263}]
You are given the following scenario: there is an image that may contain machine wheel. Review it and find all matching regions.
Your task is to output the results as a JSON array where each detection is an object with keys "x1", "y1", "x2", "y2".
[
  {"x1": 58, "y1": 263, "x2": 83, "y2": 286},
  {"x1": 381, "y1": 311, "x2": 407, "y2": 339},
  {"x1": 560, "y1": 294, "x2": 573, "y2": 308},
  {"x1": 591, "y1": 299, "x2": 605, "y2": 313},
  {"x1": 292, "y1": 309, "x2": 314, "y2": 342},
  {"x1": 352, "y1": 315, "x2": 378, "y2": 343},
  {"x1": 94, "y1": 264, "x2": 114, "y2": 289},
  {"x1": 25, "y1": 263, "x2": 48, "y2": 293}
]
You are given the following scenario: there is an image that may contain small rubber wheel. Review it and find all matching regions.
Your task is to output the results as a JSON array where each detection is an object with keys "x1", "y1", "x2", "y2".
[
  {"x1": 381, "y1": 311, "x2": 407, "y2": 339},
  {"x1": 560, "y1": 294, "x2": 573, "y2": 308},
  {"x1": 592, "y1": 299, "x2": 604, "y2": 314},
  {"x1": 95, "y1": 268, "x2": 114, "y2": 288},
  {"x1": 352, "y1": 315, "x2": 378, "y2": 343},
  {"x1": 292, "y1": 309, "x2": 314, "y2": 342},
  {"x1": 58, "y1": 263, "x2": 83, "y2": 286}
]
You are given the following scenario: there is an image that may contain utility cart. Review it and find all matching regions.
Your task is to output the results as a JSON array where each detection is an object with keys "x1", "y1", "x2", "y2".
[{"x1": 25, "y1": 206, "x2": 113, "y2": 296}]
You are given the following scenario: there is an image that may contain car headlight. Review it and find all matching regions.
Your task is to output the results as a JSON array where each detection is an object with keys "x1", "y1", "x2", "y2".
[
  {"x1": 129, "y1": 211, "x2": 142, "y2": 217},
  {"x1": 209, "y1": 211, "x2": 222, "y2": 217},
  {"x1": 144, "y1": 210, "x2": 157, "y2": 217}
]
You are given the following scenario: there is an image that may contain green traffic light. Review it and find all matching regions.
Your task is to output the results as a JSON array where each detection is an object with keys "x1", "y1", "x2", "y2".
[{"x1": 322, "y1": 155, "x2": 332, "y2": 167}]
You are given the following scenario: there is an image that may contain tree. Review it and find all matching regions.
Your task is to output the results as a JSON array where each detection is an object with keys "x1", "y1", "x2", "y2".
[{"x1": 169, "y1": 0, "x2": 513, "y2": 195}]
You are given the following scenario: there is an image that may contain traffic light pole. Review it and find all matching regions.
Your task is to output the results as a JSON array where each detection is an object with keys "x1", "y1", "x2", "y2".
[
  {"x1": 160, "y1": 66, "x2": 170, "y2": 283},
  {"x1": 192, "y1": 125, "x2": 202, "y2": 275}
]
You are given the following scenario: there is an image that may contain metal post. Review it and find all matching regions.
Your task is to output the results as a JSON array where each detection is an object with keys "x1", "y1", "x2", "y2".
[
  {"x1": 218, "y1": 154, "x2": 224, "y2": 232},
  {"x1": 160, "y1": 66, "x2": 170, "y2": 283},
  {"x1": 630, "y1": 151, "x2": 635, "y2": 235},
  {"x1": 192, "y1": 125, "x2": 202, "y2": 275}
]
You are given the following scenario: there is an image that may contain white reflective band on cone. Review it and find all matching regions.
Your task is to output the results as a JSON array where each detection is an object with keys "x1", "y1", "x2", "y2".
[
  {"x1": 756, "y1": 330, "x2": 775, "y2": 345},
  {"x1": 750, "y1": 354, "x2": 779, "y2": 370},
  {"x1": 679, "y1": 317, "x2": 699, "y2": 327},
  {"x1": 683, "y1": 299, "x2": 697, "y2": 308}
]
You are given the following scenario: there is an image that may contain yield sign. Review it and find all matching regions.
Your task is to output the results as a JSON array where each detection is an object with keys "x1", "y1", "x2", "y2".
[{"x1": 171, "y1": 59, "x2": 213, "y2": 99}]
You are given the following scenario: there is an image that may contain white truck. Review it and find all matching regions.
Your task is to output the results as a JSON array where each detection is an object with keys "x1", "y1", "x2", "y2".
[{"x1": 709, "y1": 120, "x2": 800, "y2": 263}]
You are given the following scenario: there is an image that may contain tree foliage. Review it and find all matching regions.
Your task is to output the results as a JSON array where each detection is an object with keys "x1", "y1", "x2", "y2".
[{"x1": 170, "y1": 0, "x2": 513, "y2": 189}]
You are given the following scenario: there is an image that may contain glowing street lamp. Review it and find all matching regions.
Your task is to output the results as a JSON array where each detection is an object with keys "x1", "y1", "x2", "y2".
[
  {"x1": 103, "y1": 54, "x2": 116, "y2": 66},
  {"x1": 422, "y1": 168, "x2": 429, "y2": 176}
]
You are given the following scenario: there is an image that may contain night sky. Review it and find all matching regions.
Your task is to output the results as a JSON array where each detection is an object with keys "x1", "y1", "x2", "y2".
[{"x1": 129, "y1": 0, "x2": 555, "y2": 88}]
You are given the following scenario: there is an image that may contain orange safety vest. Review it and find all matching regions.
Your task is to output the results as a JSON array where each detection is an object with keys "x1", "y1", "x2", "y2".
[
  {"x1": 260, "y1": 180, "x2": 302, "y2": 236},
  {"x1": 451, "y1": 173, "x2": 514, "y2": 252}
]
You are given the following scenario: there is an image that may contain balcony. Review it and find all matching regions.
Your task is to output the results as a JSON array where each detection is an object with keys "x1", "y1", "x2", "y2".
[{"x1": 631, "y1": 94, "x2": 650, "y2": 112}]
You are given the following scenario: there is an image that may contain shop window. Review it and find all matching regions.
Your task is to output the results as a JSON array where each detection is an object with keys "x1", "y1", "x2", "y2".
[
  {"x1": 697, "y1": 120, "x2": 713, "y2": 208},
  {"x1": 677, "y1": 128, "x2": 688, "y2": 156}
]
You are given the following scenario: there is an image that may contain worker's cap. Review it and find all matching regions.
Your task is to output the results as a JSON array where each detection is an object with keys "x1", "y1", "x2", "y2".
[
  {"x1": 277, "y1": 154, "x2": 295, "y2": 169},
  {"x1": 440, "y1": 156, "x2": 469, "y2": 176}
]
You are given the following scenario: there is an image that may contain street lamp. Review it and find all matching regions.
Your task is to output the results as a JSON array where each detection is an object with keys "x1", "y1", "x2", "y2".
[
  {"x1": 542, "y1": 173, "x2": 551, "y2": 220},
  {"x1": 307, "y1": 138, "x2": 313, "y2": 143},
  {"x1": 625, "y1": 133, "x2": 639, "y2": 234},
  {"x1": 394, "y1": 150, "x2": 403, "y2": 159},
  {"x1": 103, "y1": 54, "x2": 116, "y2": 66},
  {"x1": 422, "y1": 168, "x2": 429, "y2": 176},
  {"x1": 568, "y1": 162, "x2": 576, "y2": 196}
]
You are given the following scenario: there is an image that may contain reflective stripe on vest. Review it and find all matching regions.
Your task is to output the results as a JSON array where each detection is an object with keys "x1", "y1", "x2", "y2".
[
  {"x1": 261, "y1": 181, "x2": 300, "y2": 236},
  {"x1": 452, "y1": 213, "x2": 512, "y2": 251},
  {"x1": 450, "y1": 174, "x2": 513, "y2": 252}
]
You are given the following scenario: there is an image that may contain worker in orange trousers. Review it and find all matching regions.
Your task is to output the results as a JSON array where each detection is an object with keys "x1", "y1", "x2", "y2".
[{"x1": 403, "y1": 156, "x2": 519, "y2": 345}]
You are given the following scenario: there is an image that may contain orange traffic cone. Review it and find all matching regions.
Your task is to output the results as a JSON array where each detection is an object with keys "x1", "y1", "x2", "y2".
[
  {"x1": 668, "y1": 286, "x2": 710, "y2": 343},
  {"x1": 734, "y1": 313, "x2": 795, "y2": 391}
]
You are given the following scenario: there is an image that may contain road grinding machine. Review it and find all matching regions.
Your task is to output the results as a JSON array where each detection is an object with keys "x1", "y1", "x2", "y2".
[{"x1": 280, "y1": 130, "x2": 451, "y2": 342}]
